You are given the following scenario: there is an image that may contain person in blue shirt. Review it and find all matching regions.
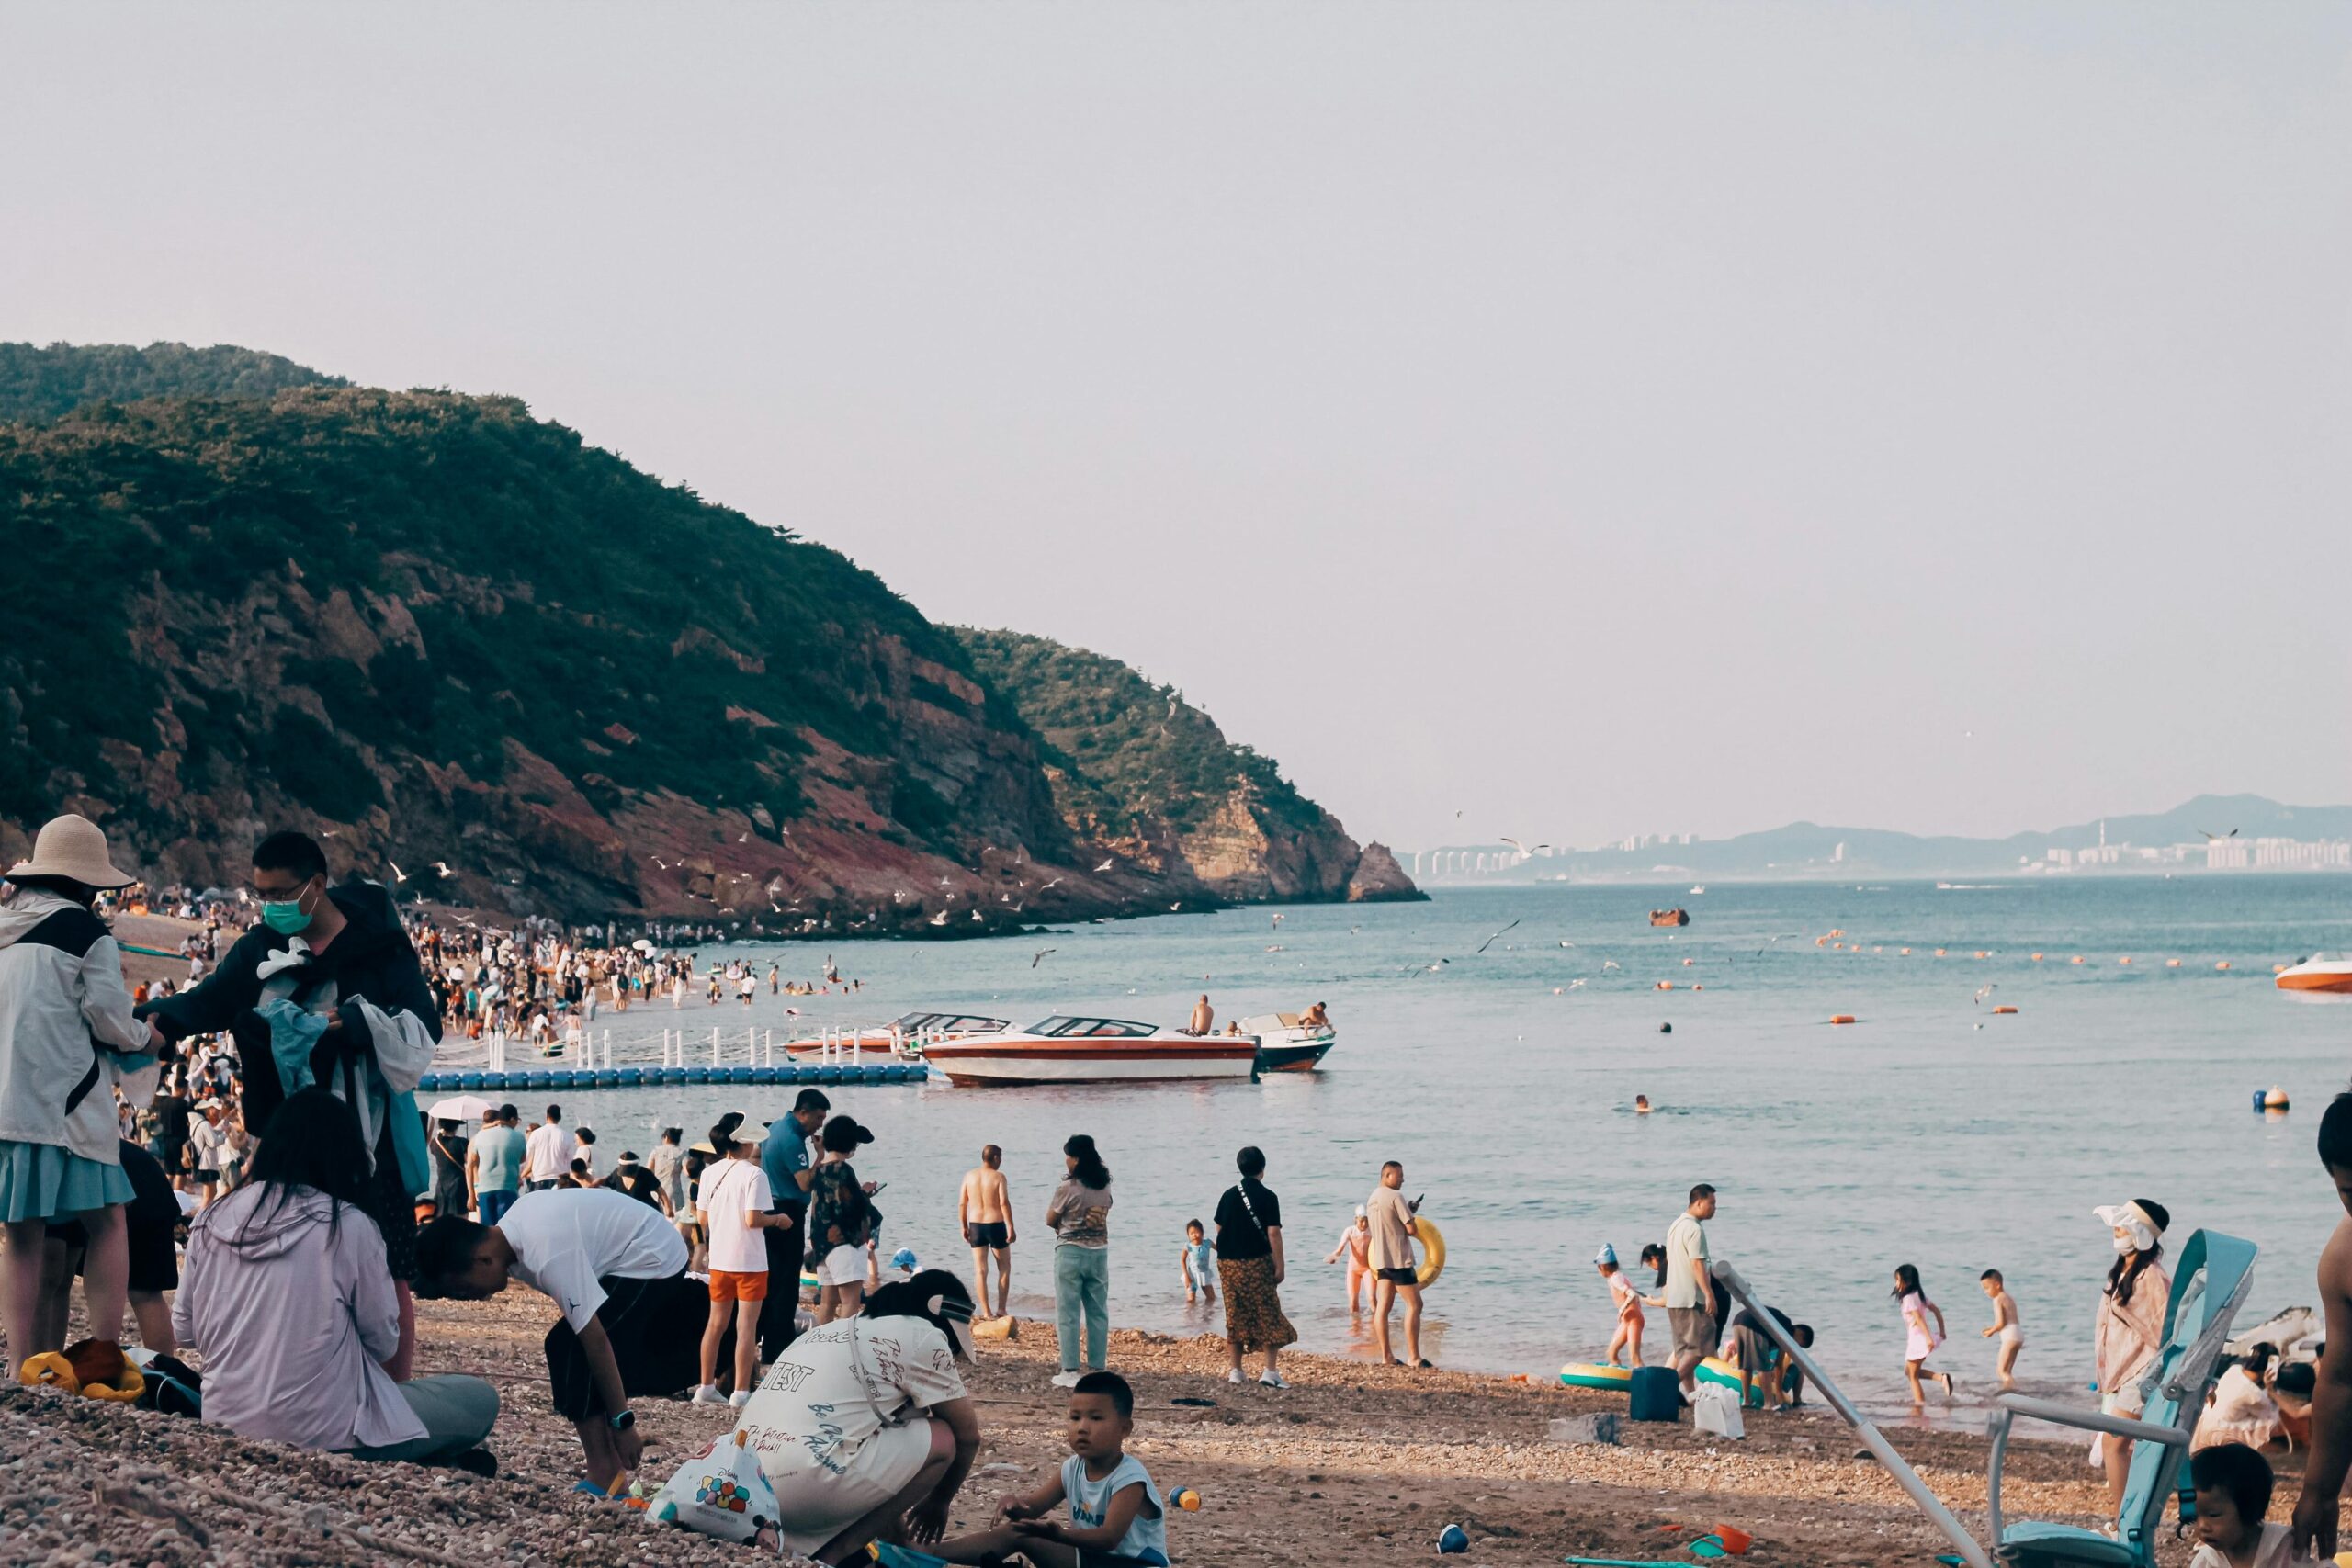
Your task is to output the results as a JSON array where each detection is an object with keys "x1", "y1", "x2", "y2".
[
  {"x1": 933, "y1": 1371, "x2": 1170, "y2": 1566},
  {"x1": 755, "y1": 1087, "x2": 828, "y2": 1358}
]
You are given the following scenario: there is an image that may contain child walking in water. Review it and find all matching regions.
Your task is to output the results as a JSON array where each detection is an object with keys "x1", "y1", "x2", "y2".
[
  {"x1": 1979, "y1": 1269, "x2": 2025, "y2": 1391},
  {"x1": 1179, "y1": 1219, "x2": 1215, "y2": 1303},
  {"x1": 1325, "y1": 1206, "x2": 1370, "y2": 1314},
  {"x1": 1895, "y1": 1263, "x2": 1954, "y2": 1403},
  {"x1": 1596, "y1": 1244, "x2": 1660, "y2": 1368}
]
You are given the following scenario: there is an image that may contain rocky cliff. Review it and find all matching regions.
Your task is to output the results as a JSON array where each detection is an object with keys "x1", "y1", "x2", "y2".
[
  {"x1": 0, "y1": 345, "x2": 1417, "y2": 925},
  {"x1": 953, "y1": 628, "x2": 1421, "y2": 905}
]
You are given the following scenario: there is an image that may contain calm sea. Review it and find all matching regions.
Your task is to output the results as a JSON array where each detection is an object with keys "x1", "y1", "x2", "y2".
[{"x1": 439, "y1": 875, "x2": 2351, "y2": 1420}]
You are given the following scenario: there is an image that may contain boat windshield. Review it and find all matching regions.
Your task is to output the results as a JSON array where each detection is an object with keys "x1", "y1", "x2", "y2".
[
  {"x1": 888, "y1": 1012, "x2": 945, "y2": 1031},
  {"x1": 938, "y1": 1015, "x2": 1010, "y2": 1033},
  {"x1": 1025, "y1": 1015, "x2": 1158, "y2": 1039}
]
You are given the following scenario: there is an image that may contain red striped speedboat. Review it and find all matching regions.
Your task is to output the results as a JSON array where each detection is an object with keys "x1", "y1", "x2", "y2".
[{"x1": 922, "y1": 1014, "x2": 1261, "y2": 1086}]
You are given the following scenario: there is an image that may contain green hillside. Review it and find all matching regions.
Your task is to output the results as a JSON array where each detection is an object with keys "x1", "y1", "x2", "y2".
[{"x1": 0, "y1": 341, "x2": 343, "y2": 423}]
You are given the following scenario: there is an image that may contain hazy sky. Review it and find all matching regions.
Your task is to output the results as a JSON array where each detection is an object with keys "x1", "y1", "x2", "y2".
[{"x1": 6, "y1": 4, "x2": 2346, "y2": 852}]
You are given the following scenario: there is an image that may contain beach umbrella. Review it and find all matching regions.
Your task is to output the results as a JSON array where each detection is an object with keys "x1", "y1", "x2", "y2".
[
  {"x1": 632, "y1": 938, "x2": 656, "y2": 953},
  {"x1": 426, "y1": 1094, "x2": 496, "y2": 1121}
]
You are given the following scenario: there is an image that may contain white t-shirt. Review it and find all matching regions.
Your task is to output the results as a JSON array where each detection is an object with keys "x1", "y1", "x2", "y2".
[
  {"x1": 700, "y1": 1157, "x2": 775, "y2": 1275},
  {"x1": 1665, "y1": 1212, "x2": 1710, "y2": 1310},
  {"x1": 743, "y1": 1315, "x2": 967, "y2": 1479},
  {"x1": 525, "y1": 1122, "x2": 578, "y2": 1182},
  {"x1": 2188, "y1": 1521, "x2": 2297, "y2": 1568},
  {"x1": 499, "y1": 1188, "x2": 687, "y2": 1331}
]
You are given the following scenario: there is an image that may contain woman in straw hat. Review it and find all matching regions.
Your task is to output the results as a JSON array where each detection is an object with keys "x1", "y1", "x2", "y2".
[{"x1": 0, "y1": 814, "x2": 157, "y2": 1379}]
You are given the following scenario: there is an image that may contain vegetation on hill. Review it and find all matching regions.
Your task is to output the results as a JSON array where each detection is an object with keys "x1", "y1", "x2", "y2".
[
  {"x1": 0, "y1": 342, "x2": 343, "y2": 424},
  {"x1": 0, "y1": 387, "x2": 1070, "y2": 908}
]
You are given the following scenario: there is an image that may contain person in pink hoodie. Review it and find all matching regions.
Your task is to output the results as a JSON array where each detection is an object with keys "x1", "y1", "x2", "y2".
[{"x1": 175, "y1": 1089, "x2": 497, "y2": 1466}]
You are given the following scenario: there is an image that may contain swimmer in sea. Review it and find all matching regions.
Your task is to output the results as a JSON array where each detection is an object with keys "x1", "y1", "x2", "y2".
[{"x1": 1634, "y1": 1095, "x2": 1652, "y2": 1115}]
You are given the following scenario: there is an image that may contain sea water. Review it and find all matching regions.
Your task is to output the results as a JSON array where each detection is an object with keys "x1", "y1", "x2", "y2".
[{"x1": 462, "y1": 874, "x2": 2350, "y2": 1420}]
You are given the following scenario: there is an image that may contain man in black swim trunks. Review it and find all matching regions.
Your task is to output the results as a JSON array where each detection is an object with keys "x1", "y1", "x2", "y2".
[{"x1": 959, "y1": 1144, "x2": 1017, "y2": 1319}]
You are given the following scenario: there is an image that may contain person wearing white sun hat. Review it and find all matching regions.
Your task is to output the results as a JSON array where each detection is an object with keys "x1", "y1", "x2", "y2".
[
  {"x1": 2092, "y1": 1197, "x2": 2173, "y2": 1510},
  {"x1": 0, "y1": 813, "x2": 158, "y2": 1381}
]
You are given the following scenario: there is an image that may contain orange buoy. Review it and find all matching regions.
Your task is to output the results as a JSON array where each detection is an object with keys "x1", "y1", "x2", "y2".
[
  {"x1": 2165, "y1": 959, "x2": 2181, "y2": 968},
  {"x1": 1815, "y1": 936, "x2": 1828, "y2": 947},
  {"x1": 1691, "y1": 984, "x2": 1703, "y2": 991},
  {"x1": 2119, "y1": 956, "x2": 2132, "y2": 966},
  {"x1": 1872, "y1": 946, "x2": 1883, "y2": 953},
  {"x1": 2030, "y1": 953, "x2": 2044, "y2": 962},
  {"x1": 1899, "y1": 947, "x2": 1912, "y2": 956},
  {"x1": 2216, "y1": 962, "x2": 2232, "y2": 971},
  {"x1": 1934, "y1": 948, "x2": 1948, "y2": 957},
  {"x1": 1992, "y1": 1005, "x2": 2018, "y2": 1015},
  {"x1": 2071, "y1": 955, "x2": 2086, "y2": 964},
  {"x1": 1829, "y1": 1014, "x2": 1858, "y2": 1025},
  {"x1": 1656, "y1": 980, "x2": 1674, "y2": 990}
]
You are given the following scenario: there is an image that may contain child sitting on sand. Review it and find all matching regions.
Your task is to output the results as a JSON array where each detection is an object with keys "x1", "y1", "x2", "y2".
[
  {"x1": 2188, "y1": 1441, "x2": 2298, "y2": 1567},
  {"x1": 1180, "y1": 1219, "x2": 1215, "y2": 1303},
  {"x1": 932, "y1": 1370, "x2": 1170, "y2": 1566},
  {"x1": 1596, "y1": 1244, "x2": 1661, "y2": 1368},
  {"x1": 1978, "y1": 1269, "x2": 2025, "y2": 1391}
]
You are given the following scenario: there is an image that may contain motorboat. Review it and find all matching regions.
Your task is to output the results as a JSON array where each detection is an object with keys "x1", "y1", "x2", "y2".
[
  {"x1": 1238, "y1": 1012, "x2": 1336, "y2": 1073},
  {"x1": 1649, "y1": 908, "x2": 1690, "y2": 927},
  {"x1": 786, "y1": 1010, "x2": 1009, "y2": 1056},
  {"x1": 922, "y1": 1014, "x2": 1261, "y2": 1086},
  {"x1": 2276, "y1": 954, "x2": 2352, "y2": 995}
]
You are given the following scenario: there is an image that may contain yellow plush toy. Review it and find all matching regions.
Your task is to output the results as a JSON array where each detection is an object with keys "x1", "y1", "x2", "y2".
[{"x1": 17, "y1": 1339, "x2": 144, "y2": 1402}]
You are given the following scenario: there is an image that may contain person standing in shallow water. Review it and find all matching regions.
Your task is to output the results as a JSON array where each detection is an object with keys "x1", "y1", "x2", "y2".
[
  {"x1": 1046, "y1": 1134, "x2": 1114, "y2": 1388},
  {"x1": 1214, "y1": 1145, "x2": 1295, "y2": 1388},
  {"x1": 958, "y1": 1144, "x2": 1015, "y2": 1321}
]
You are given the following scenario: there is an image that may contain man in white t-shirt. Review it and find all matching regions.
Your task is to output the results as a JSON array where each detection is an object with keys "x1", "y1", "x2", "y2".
[
  {"x1": 1664, "y1": 1183, "x2": 1719, "y2": 1395},
  {"x1": 523, "y1": 1103, "x2": 577, "y2": 1191},
  {"x1": 416, "y1": 1188, "x2": 702, "y2": 1492}
]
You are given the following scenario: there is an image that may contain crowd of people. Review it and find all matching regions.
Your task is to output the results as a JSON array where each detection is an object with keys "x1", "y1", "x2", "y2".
[{"x1": 14, "y1": 810, "x2": 2352, "y2": 1564}]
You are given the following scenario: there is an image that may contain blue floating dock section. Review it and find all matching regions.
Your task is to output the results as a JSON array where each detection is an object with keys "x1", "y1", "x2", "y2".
[{"x1": 416, "y1": 1062, "x2": 932, "y2": 1094}]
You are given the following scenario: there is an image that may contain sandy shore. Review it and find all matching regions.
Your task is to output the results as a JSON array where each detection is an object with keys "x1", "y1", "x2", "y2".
[{"x1": 9, "y1": 1288, "x2": 2290, "y2": 1568}]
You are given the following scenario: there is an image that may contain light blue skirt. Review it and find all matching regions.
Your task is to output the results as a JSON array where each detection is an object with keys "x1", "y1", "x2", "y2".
[{"x1": 0, "y1": 1140, "x2": 134, "y2": 1224}]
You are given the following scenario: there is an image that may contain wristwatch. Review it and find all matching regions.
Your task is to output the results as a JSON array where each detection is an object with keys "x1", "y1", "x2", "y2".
[{"x1": 607, "y1": 1409, "x2": 635, "y2": 1431}]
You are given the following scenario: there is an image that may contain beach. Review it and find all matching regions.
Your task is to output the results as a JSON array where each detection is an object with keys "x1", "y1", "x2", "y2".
[{"x1": 0, "y1": 1289, "x2": 2209, "y2": 1568}]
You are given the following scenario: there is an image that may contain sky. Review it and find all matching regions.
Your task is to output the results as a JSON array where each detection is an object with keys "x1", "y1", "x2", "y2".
[{"x1": 5, "y1": 4, "x2": 2346, "y2": 853}]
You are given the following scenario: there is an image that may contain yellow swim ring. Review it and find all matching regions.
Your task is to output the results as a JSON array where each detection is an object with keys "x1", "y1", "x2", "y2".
[{"x1": 1414, "y1": 1217, "x2": 1445, "y2": 1288}]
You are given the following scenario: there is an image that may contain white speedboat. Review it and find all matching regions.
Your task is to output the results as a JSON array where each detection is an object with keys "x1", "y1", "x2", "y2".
[
  {"x1": 1236, "y1": 1012, "x2": 1336, "y2": 1073},
  {"x1": 2277, "y1": 955, "x2": 2352, "y2": 995},
  {"x1": 922, "y1": 1014, "x2": 1261, "y2": 1087},
  {"x1": 785, "y1": 1010, "x2": 1009, "y2": 1056}
]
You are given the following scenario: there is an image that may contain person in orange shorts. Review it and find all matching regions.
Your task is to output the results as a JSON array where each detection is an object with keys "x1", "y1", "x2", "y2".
[{"x1": 692, "y1": 1112, "x2": 793, "y2": 1407}]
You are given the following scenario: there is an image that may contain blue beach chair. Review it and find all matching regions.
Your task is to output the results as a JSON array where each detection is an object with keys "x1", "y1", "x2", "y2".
[{"x1": 1985, "y1": 1228, "x2": 2256, "y2": 1568}]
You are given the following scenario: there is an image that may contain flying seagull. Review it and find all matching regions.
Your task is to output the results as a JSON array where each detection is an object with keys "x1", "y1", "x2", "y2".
[
  {"x1": 1031, "y1": 948, "x2": 1057, "y2": 968},
  {"x1": 1499, "y1": 837, "x2": 1549, "y2": 857},
  {"x1": 1973, "y1": 982, "x2": 1997, "y2": 1005},
  {"x1": 389, "y1": 862, "x2": 409, "y2": 884},
  {"x1": 432, "y1": 862, "x2": 455, "y2": 877},
  {"x1": 1476, "y1": 919, "x2": 1521, "y2": 954},
  {"x1": 2197, "y1": 827, "x2": 2239, "y2": 840},
  {"x1": 1094, "y1": 858, "x2": 1116, "y2": 873}
]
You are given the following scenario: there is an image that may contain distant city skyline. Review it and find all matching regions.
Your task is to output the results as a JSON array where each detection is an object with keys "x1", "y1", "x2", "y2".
[{"x1": 4, "y1": 4, "x2": 2345, "y2": 851}]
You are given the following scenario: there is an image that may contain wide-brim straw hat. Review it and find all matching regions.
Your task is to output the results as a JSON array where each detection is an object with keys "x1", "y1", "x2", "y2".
[{"x1": 6, "y1": 813, "x2": 137, "y2": 889}]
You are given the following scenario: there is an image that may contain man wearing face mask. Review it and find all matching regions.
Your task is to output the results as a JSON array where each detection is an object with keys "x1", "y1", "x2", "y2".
[{"x1": 139, "y1": 830, "x2": 441, "y2": 1378}]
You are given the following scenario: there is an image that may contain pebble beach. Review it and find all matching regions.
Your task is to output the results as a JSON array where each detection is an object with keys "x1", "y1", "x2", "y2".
[{"x1": 6, "y1": 1288, "x2": 2267, "y2": 1568}]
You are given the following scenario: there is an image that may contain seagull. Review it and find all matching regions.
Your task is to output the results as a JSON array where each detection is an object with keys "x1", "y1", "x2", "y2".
[
  {"x1": 1041, "y1": 877, "x2": 1063, "y2": 889},
  {"x1": 929, "y1": 911, "x2": 949, "y2": 927},
  {"x1": 1601, "y1": 960, "x2": 1622, "y2": 971},
  {"x1": 1973, "y1": 983, "x2": 1997, "y2": 1006},
  {"x1": 1566, "y1": 978, "x2": 1588, "y2": 990},
  {"x1": 650, "y1": 856, "x2": 668, "y2": 870},
  {"x1": 322, "y1": 829, "x2": 340, "y2": 839},
  {"x1": 1557, "y1": 940, "x2": 1574, "y2": 948},
  {"x1": 970, "y1": 909, "x2": 983, "y2": 922},
  {"x1": 737, "y1": 832, "x2": 750, "y2": 842},
  {"x1": 432, "y1": 862, "x2": 455, "y2": 877},
  {"x1": 1266, "y1": 945, "x2": 1283, "y2": 953},
  {"x1": 1476, "y1": 919, "x2": 1521, "y2": 954},
  {"x1": 1031, "y1": 949, "x2": 1057, "y2": 968},
  {"x1": 1272, "y1": 913, "x2": 1284, "y2": 928},
  {"x1": 1499, "y1": 837, "x2": 1549, "y2": 857},
  {"x1": 389, "y1": 862, "x2": 409, "y2": 884},
  {"x1": 1095, "y1": 859, "x2": 1116, "y2": 873},
  {"x1": 2197, "y1": 828, "x2": 2239, "y2": 840}
]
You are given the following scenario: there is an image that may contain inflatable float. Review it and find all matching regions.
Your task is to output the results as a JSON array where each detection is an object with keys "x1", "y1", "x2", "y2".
[
  {"x1": 1414, "y1": 1218, "x2": 1446, "y2": 1288},
  {"x1": 1558, "y1": 1356, "x2": 1763, "y2": 1405}
]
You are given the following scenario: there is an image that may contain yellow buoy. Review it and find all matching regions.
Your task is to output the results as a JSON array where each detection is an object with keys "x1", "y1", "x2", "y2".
[{"x1": 1414, "y1": 1217, "x2": 1446, "y2": 1288}]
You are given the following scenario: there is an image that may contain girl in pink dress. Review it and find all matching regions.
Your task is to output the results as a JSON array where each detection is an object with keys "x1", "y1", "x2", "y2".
[{"x1": 1894, "y1": 1263, "x2": 1954, "y2": 1403}]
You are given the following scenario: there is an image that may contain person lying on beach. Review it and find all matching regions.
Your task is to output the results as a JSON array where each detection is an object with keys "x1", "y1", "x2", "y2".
[
  {"x1": 175, "y1": 1089, "x2": 498, "y2": 1468},
  {"x1": 931, "y1": 1371, "x2": 1169, "y2": 1567},
  {"x1": 415, "y1": 1186, "x2": 707, "y2": 1493}
]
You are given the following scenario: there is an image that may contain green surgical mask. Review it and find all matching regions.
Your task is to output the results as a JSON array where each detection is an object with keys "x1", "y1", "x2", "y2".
[{"x1": 261, "y1": 882, "x2": 316, "y2": 935}]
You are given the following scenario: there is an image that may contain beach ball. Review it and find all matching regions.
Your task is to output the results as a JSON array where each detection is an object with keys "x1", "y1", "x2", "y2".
[{"x1": 1437, "y1": 1522, "x2": 1471, "y2": 1553}]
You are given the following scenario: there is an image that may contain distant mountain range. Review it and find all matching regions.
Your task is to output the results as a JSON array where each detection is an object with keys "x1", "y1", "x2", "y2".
[{"x1": 1416, "y1": 795, "x2": 2352, "y2": 881}]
